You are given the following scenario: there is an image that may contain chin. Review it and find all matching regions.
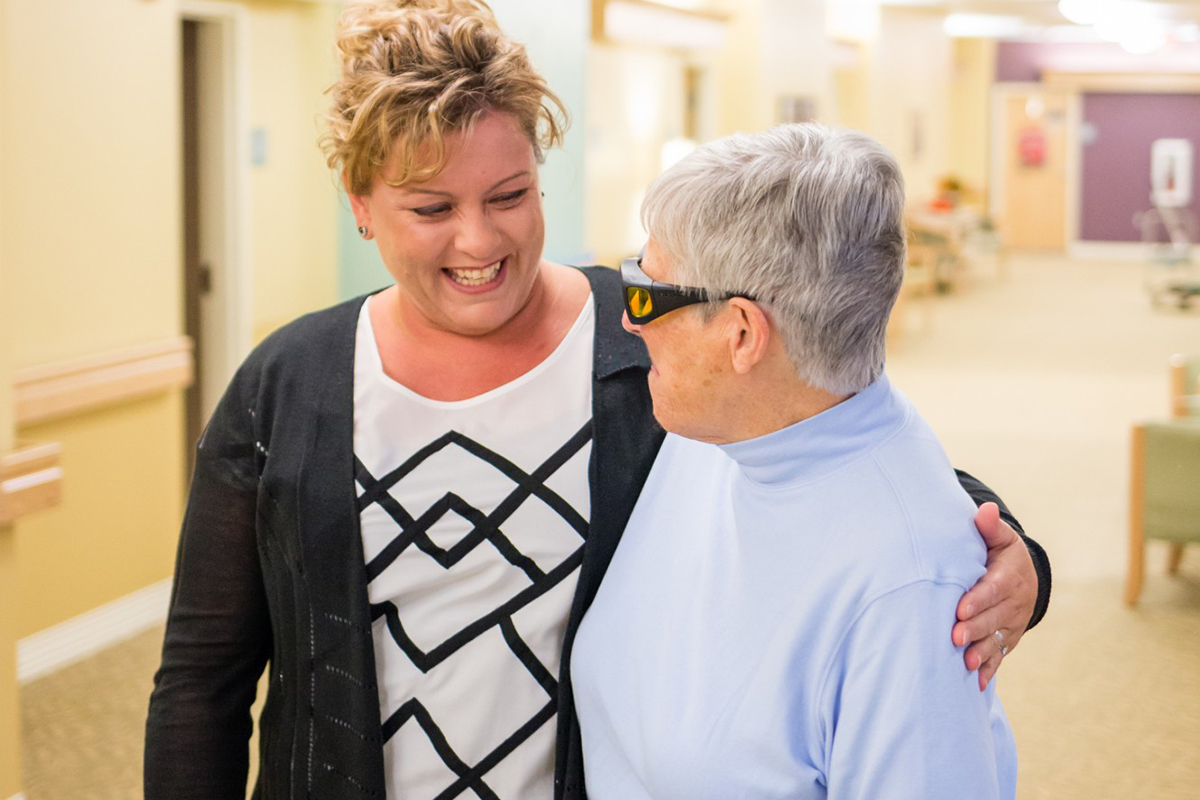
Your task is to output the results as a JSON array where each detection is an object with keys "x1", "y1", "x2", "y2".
[
  {"x1": 448, "y1": 301, "x2": 525, "y2": 338},
  {"x1": 650, "y1": 404, "x2": 683, "y2": 436}
]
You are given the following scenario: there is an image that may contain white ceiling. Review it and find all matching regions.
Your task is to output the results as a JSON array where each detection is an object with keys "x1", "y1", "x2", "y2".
[
  {"x1": 878, "y1": 0, "x2": 1200, "y2": 25},
  {"x1": 871, "y1": 0, "x2": 1200, "y2": 46}
]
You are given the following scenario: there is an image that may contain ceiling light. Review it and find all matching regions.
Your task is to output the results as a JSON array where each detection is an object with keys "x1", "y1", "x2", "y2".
[
  {"x1": 1119, "y1": 24, "x2": 1168, "y2": 54},
  {"x1": 943, "y1": 13, "x2": 1029, "y2": 39},
  {"x1": 1058, "y1": 0, "x2": 1111, "y2": 25}
]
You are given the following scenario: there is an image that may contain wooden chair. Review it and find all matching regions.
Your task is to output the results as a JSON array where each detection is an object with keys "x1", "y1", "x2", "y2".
[
  {"x1": 1166, "y1": 354, "x2": 1200, "y2": 574},
  {"x1": 1126, "y1": 419, "x2": 1200, "y2": 605},
  {"x1": 1125, "y1": 354, "x2": 1200, "y2": 605},
  {"x1": 1169, "y1": 353, "x2": 1200, "y2": 419}
]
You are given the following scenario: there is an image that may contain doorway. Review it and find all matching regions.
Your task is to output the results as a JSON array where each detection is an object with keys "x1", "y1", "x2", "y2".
[
  {"x1": 993, "y1": 86, "x2": 1072, "y2": 251},
  {"x1": 180, "y1": 3, "x2": 250, "y2": 470}
]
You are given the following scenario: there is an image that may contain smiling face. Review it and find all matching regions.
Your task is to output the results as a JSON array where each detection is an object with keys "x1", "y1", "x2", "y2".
[
  {"x1": 349, "y1": 112, "x2": 547, "y2": 338},
  {"x1": 623, "y1": 239, "x2": 733, "y2": 443}
]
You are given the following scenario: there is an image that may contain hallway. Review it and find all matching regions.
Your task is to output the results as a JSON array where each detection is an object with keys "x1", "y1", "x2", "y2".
[{"x1": 19, "y1": 253, "x2": 1200, "y2": 799}]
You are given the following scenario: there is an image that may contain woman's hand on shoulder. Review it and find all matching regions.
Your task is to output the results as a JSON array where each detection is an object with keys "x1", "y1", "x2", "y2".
[{"x1": 952, "y1": 502, "x2": 1036, "y2": 691}]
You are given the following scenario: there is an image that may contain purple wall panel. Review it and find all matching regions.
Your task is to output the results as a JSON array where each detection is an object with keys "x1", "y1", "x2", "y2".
[
  {"x1": 996, "y1": 41, "x2": 1200, "y2": 83},
  {"x1": 1080, "y1": 93, "x2": 1200, "y2": 242}
]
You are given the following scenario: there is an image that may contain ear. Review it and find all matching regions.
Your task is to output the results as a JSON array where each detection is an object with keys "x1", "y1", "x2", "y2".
[
  {"x1": 725, "y1": 298, "x2": 772, "y2": 375},
  {"x1": 344, "y1": 171, "x2": 372, "y2": 228}
]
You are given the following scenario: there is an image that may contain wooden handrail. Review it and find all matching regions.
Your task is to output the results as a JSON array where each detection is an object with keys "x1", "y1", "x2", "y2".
[{"x1": 0, "y1": 442, "x2": 63, "y2": 526}]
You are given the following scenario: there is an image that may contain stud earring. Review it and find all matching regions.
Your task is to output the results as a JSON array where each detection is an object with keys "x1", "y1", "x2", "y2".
[{"x1": 357, "y1": 225, "x2": 369, "y2": 239}]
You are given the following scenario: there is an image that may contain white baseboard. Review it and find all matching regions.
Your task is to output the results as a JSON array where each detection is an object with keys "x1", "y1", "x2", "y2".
[{"x1": 17, "y1": 578, "x2": 172, "y2": 684}]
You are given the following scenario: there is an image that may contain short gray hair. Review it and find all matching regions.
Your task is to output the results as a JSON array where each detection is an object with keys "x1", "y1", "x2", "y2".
[{"x1": 641, "y1": 123, "x2": 906, "y2": 395}]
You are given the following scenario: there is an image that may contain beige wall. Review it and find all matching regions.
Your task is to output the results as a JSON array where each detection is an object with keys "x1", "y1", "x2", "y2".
[
  {"x1": 0, "y1": 0, "x2": 17, "y2": 789},
  {"x1": 711, "y1": 0, "x2": 830, "y2": 136},
  {"x1": 245, "y1": 0, "x2": 340, "y2": 341},
  {"x1": 13, "y1": 397, "x2": 185, "y2": 639},
  {"x1": 869, "y1": 8, "x2": 953, "y2": 205},
  {"x1": 0, "y1": 0, "x2": 186, "y2": 649},
  {"x1": 947, "y1": 38, "x2": 997, "y2": 211},
  {"x1": 832, "y1": 41, "x2": 872, "y2": 133},
  {"x1": 585, "y1": 43, "x2": 688, "y2": 267},
  {"x1": 4, "y1": 0, "x2": 182, "y2": 368},
  {"x1": 0, "y1": 0, "x2": 340, "y2": 722}
]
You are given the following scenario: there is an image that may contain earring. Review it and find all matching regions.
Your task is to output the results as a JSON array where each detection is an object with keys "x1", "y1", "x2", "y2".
[{"x1": 357, "y1": 225, "x2": 369, "y2": 239}]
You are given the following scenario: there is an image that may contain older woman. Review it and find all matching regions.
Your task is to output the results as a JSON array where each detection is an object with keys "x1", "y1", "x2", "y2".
[
  {"x1": 573, "y1": 124, "x2": 1018, "y2": 798},
  {"x1": 145, "y1": 2, "x2": 1045, "y2": 799}
]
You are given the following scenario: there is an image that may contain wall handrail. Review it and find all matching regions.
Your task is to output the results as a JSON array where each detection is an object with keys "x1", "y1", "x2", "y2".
[{"x1": 13, "y1": 337, "x2": 194, "y2": 428}]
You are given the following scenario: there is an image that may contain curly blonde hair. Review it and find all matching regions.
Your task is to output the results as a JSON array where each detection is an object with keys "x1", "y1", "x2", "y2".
[{"x1": 321, "y1": 0, "x2": 568, "y2": 194}]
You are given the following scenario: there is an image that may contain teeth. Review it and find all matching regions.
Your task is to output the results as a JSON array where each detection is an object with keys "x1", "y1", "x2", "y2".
[{"x1": 447, "y1": 261, "x2": 502, "y2": 286}]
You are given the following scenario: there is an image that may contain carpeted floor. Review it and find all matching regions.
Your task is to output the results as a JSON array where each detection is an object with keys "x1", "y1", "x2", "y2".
[{"x1": 19, "y1": 253, "x2": 1200, "y2": 799}]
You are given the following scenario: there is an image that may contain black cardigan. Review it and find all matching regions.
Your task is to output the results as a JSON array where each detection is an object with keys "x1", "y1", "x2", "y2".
[{"x1": 145, "y1": 266, "x2": 1050, "y2": 800}]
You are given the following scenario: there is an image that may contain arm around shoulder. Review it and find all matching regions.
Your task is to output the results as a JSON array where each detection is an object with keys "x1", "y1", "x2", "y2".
[{"x1": 954, "y1": 469, "x2": 1051, "y2": 629}]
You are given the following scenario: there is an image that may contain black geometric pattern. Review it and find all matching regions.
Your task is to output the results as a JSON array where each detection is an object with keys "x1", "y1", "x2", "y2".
[{"x1": 356, "y1": 420, "x2": 593, "y2": 799}]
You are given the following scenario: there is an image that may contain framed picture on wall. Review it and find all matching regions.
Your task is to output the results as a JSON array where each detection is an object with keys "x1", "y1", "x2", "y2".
[{"x1": 1151, "y1": 138, "x2": 1193, "y2": 209}]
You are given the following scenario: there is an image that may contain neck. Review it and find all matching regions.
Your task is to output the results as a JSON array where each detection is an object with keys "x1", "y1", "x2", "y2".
[
  {"x1": 370, "y1": 261, "x2": 590, "y2": 400},
  {"x1": 708, "y1": 358, "x2": 849, "y2": 445}
]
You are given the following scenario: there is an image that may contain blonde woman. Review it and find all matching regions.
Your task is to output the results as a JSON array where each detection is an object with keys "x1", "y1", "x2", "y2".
[{"x1": 144, "y1": 3, "x2": 1049, "y2": 799}]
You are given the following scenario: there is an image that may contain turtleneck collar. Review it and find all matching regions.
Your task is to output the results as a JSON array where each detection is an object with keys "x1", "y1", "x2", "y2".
[{"x1": 717, "y1": 374, "x2": 908, "y2": 487}]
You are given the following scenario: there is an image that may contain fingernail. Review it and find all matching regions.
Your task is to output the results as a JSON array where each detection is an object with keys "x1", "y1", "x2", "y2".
[{"x1": 963, "y1": 604, "x2": 974, "y2": 617}]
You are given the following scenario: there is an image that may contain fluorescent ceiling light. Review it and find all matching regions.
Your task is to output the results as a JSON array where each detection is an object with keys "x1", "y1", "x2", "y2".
[
  {"x1": 1037, "y1": 24, "x2": 1107, "y2": 42},
  {"x1": 1119, "y1": 27, "x2": 1167, "y2": 54},
  {"x1": 1058, "y1": 0, "x2": 1113, "y2": 25},
  {"x1": 943, "y1": 13, "x2": 1030, "y2": 38}
]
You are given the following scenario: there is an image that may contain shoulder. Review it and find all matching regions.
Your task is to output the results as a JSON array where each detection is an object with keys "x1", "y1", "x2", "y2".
[
  {"x1": 208, "y1": 294, "x2": 367, "y2": 437},
  {"x1": 572, "y1": 265, "x2": 651, "y2": 376},
  {"x1": 860, "y1": 407, "x2": 986, "y2": 589},
  {"x1": 247, "y1": 294, "x2": 368, "y2": 368},
  {"x1": 232, "y1": 294, "x2": 368, "y2": 388}
]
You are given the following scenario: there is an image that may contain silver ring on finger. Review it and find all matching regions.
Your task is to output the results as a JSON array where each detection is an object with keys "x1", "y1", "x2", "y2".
[{"x1": 993, "y1": 629, "x2": 1009, "y2": 657}]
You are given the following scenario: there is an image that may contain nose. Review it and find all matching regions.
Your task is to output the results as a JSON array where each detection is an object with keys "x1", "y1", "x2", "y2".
[
  {"x1": 621, "y1": 310, "x2": 642, "y2": 335},
  {"x1": 455, "y1": 206, "x2": 502, "y2": 259}
]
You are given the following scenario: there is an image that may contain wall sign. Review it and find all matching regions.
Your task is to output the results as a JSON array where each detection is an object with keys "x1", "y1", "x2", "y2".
[{"x1": 1151, "y1": 138, "x2": 1193, "y2": 208}]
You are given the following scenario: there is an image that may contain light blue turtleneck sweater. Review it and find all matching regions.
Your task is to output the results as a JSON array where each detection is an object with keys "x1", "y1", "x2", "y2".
[{"x1": 572, "y1": 376, "x2": 1016, "y2": 800}]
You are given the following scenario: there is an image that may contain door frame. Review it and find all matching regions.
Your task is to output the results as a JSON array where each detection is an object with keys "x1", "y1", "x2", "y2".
[
  {"x1": 989, "y1": 82, "x2": 1081, "y2": 251},
  {"x1": 179, "y1": 0, "x2": 252, "y2": 424}
]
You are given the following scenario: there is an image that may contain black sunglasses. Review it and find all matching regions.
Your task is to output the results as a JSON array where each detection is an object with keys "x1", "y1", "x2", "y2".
[{"x1": 620, "y1": 255, "x2": 752, "y2": 324}]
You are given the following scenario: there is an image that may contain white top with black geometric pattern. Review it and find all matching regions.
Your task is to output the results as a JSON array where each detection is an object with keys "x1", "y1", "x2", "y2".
[{"x1": 352, "y1": 295, "x2": 595, "y2": 800}]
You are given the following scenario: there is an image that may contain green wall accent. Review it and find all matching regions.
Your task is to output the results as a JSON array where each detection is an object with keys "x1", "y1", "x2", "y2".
[{"x1": 337, "y1": 0, "x2": 590, "y2": 301}]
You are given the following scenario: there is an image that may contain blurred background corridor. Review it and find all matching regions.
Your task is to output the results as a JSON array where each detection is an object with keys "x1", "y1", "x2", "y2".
[{"x1": 1, "y1": 1, "x2": 1199, "y2": 798}]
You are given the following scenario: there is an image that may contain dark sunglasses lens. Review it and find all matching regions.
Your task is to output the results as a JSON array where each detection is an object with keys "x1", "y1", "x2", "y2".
[{"x1": 627, "y1": 286, "x2": 653, "y2": 318}]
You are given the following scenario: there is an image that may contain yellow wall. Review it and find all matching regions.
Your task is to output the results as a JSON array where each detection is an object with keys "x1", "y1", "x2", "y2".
[
  {"x1": 832, "y1": 41, "x2": 871, "y2": 132},
  {"x1": 711, "y1": 0, "x2": 831, "y2": 136},
  {"x1": 0, "y1": 0, "x2": 185, "y2": 653},
  {"x1": 584, "y1": 43, "x2": 687, "y2": 267},
  {"x1": 0, "y1": 0, "x2": 340, "y2": 664},
  {"x1": 712, "y1": 0, "x2": 771, "y2": 136},
  {"x1": 13, "y1": 396, "x2": 185, "y2": 639},
  {"x1": 245, "y1": 0, "x2": 340, "y2": 341},
  {"x1": 947, "y1": 38, "x2": 996, "y2": 211},
  {"x1": 0, "y1": 0, "x2": 18, "y2": 770},
  {"x1": 867, "y1": 8, "x2": 953, "y2": 205},
  {"x1": 3, "y1": 0, "x2": 182, "y2": 369}
]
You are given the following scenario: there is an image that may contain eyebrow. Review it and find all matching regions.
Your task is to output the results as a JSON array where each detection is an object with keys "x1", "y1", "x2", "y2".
[{"x1": 399, "y1": 170, "x2": 532, "y2": 198}]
